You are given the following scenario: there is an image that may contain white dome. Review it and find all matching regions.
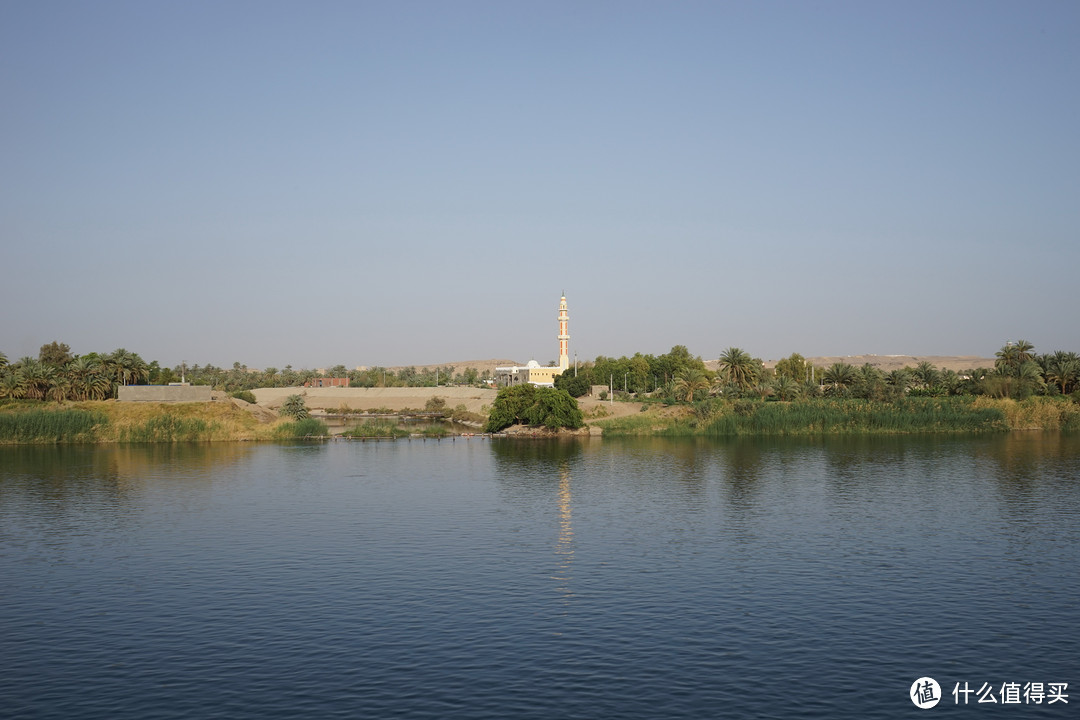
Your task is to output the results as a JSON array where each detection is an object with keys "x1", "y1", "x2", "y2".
[{"x1": 526, "y1": 360, "x2": 541, "y2": 368}]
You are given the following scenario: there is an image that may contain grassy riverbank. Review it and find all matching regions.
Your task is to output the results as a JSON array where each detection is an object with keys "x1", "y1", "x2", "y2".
[
  {"x1": 2, "y1": 396, "x2": 1079, "y2": 444},
  {"x1": 594, "y1": 397, "x2": 1080, "y2": 437},
  {"x1": 0, "y1": 399, "x2": 321, "y2": 444}
]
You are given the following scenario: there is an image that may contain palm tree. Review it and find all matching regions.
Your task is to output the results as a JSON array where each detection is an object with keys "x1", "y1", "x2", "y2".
[
  {"x1": 1014, "y1": 340, "x2": 1035, "y2": 365},
  {"x1": 995, "y1": 340, "x2": 1034, "y2": 376},
  {"x1": 105, "y1": 348, "x2": 149, "y2": 389},
  {"x1": 0, "y1": 370, "x2": 27, "y2": 399},
  {"x1": 17, "y1": 358, "x2": 54, "y2": 400},
  {"x1": 672, "y1": 368, "x2": 711, "y2": 402},
  {"x1": 0, "y1": 351, "x2": 8, "y2": 369},
  {"x1": 938, "y1": 369, "x2": 961, "y2": 396},
  {"x1": 820, "y1": 362, "x2": 855, "y2": 397},
  {"x1": 886, "y1": 369, "x2": 911, "y2": 393},
  {"x1": 823, "y1": 362, "x2": 857, "y2": 392},
  {"x1": 280, "y1": 394, "x2": 310, "y2": 420},
  {"x1": 772, "y1": 375, "x2": 801, "y2": 401},
  {"x1": 48, "y1": 375, "x2": 73, "y2": 403},
  {"x1": 1045, "y1": 351, "x2": 1080, "y2": 394},
  {"x1": 913, "y1": 361, "x2": 940, "y2": 391},
  {"x1": 717, "y1": 347, "x2": 758, "y2": 389},
  {"x1": 67, "y1": 356, "x2": 111, "y2": 401}
]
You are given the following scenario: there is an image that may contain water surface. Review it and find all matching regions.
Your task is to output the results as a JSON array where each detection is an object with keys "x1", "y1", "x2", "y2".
[{"x1": 1, "y1": 435, "x2": 1077, "y2": 718}]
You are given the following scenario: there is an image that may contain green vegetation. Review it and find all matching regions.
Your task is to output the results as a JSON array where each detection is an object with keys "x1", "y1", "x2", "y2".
[
  {"x1": 2, "y1": 338, "x2": 1078, "y2": 442},
  {"x1": 415, "y1": 424, "x2": 453, "y2": 438},
  {"x1": 279, "y1": 394, "x2": 310, "y2": 420},
  {"x1": 485, "y1": 385, "x2": 584, "y2": 433},
  {"x1": 595, "y1": 396, "x2": 1080, "y2": 437},
  {"x1": 273, "y1": 417, "x2": 331, "y2": 439},
  {"x1": 117, "y1": 414, "x2": 214, "y2": 443},
  {"x1": 0, "y1": 408, "x2": 106, "y2": 443},
  {"x1": 339, "y1": 420, "x2": 409, "y2": 439},
  {"x1": 553, "y1": 372, "x2": 591, "y2": 397}
]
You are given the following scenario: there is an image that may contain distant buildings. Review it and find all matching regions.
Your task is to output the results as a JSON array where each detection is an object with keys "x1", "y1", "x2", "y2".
[
  {"x1": 495, "y1": 294, "x2": 570, "y2": 388},
  {"x1": 304, "y1": 377, "x2": 350, "y2": 388}
]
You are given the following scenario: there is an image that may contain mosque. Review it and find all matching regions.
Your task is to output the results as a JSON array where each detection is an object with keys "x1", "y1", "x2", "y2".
[{"x1": 494, "y1": 294, "x2": 570, "y2": 387}]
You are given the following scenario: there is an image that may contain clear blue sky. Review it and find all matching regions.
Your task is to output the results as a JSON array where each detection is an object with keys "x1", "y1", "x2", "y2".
[{"x1": 3, "y1": 1, "x2": 1078, "y2": 369}]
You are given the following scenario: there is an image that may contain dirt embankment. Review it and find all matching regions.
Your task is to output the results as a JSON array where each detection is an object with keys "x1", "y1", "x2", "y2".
[{"x1": 251, "y1": 386, "x2": 498, "y2": 414}]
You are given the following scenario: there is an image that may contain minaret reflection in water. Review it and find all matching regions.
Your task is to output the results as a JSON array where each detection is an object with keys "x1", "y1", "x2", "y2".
[{"x1": 552, "y1": 461, "x2": 575, "y2": 604}]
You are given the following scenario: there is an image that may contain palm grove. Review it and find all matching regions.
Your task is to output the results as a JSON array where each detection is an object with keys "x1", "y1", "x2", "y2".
[{"x1": 2, "y1": 339, "x2": 1078, "y2": 414}]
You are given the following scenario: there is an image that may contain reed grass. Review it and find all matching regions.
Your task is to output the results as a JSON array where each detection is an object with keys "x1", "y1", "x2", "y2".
[
  {"x1": 117, "y1": 414, "x2": 215, "y2": 442},
  {"x1": 0, "y1": 408, "x2": 107, "y2": 443},
  {"x1": 597, "y1": 397, "x2": 1013, "y2": 437},
  {"x1": 339, "y1": 419, "x2": 409, "y2": 439},
  {"x1": 273, "y1": 418, "x2": 331, "y2": 439},
  {"x1": 973, "y1": 396, "x2": 1080, "y2": 431}
]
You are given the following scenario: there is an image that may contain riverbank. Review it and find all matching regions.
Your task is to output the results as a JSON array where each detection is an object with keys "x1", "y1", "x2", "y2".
[
  {"x1": 1, "y1": 396, "x2": 1078, "y2": 443},
  {"x1": 593, "y1": 396, "x2": 1080, "y2": 436}
]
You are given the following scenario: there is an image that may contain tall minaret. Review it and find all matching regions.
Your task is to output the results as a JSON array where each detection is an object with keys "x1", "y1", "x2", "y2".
[{"x1": 558, "y1": 293, "x2": 570, "y2": 371}]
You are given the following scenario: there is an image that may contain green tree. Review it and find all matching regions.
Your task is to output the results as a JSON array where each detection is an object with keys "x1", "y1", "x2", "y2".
[
  {"x1": 280, "y1": 394, "x2": 310, "y2": 420},
  {"x1": 912, "y1": 361, "x2": 940, "y2": 391},
  {"x1": 105, "y1": 348, "x2": 149, "y2": 389},
  {"x1": 886, "y1": 369, "x2": 911, "y2": 394},
  {"x1": 66, "y1": 356, "x2": 111, "y2": 401},
  {"x1": 771, "y1": 375, "x2": 802, "y2": 401},
  {"x1": 0, "y1": 370, "x2": 27, "y2": 399},
  {"x1": 995, "y1": 340, "x2": 1035, "y2": 376},
  {"x1": 16, "y1": 358, "x2": 54, "y2": 400},
  {"x1": 1044, "y1": 352, "x2": 1080, "y2": 394},
  {"x1": 672, "y1": 368, "x2": 711, "y2": 402},
  {"x1": 823, "y1": 362, "x2": 857, "y2": 396},
  {"x1": 717, "y1": 347, "x2": 758, "y2": 389},
  {"x1": 38, "y1": 341, "x2": 73, "y2": 367},
  {"x1": 554, "y1": 371, "x2": 592, "y2": 398},
  {"x1": 854, "y1": 364, "x2": 886, "y2": 400},
  {"x1": 774, "y1": 353, "x2": 811, "y2": 383},
  {"x1": 485, "y1": 385, "x2": 583, "y2": 432}
]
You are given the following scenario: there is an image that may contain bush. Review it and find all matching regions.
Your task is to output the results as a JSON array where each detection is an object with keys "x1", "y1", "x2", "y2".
[
  {"x1": 280, "y1": 394, "x2": 309, "y2": 420},
  {"x1": 554, "y1": 372, "x2": 591, "y2": 397},
  {"x1": 485, "y1": 385, "x2": 584, "y2": 432},
  {"x1": 231, "y1": 390, "x2": 257, "y2": 404},
  {"x1": 274, "y1": 417, "x2": 329, "y2": 439}
]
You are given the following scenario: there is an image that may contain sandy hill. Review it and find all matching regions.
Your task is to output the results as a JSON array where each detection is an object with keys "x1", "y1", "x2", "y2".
[
  {"x1": 766, "y1": 355, "x2": 996, "y2": 372},
  {"x1": 381, "y1": 359, "x2": 520, "y2": 376}
]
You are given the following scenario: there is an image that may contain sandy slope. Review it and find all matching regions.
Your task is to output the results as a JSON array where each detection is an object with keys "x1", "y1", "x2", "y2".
[
  {"x1": 252, "y1": 386, "x2": 497, "y2": 413},
  {"x1": 761, "y1": 354, "x2": 996, "y2": 372}
]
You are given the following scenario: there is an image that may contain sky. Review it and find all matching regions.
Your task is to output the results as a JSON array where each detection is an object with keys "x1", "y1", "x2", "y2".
[{"x1": 2, "y1": 1, "x2": 1078, "y2": 370}]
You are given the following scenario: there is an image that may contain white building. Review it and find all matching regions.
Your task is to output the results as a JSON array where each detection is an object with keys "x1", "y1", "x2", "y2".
[{"x1": 495, "y1": 295, "x2": 570, "y2": 388}]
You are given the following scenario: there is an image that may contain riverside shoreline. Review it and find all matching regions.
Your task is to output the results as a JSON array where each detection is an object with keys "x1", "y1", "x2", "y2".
[{"x1": 1, "y1": 394, "x2": 1078, "y2": 443}]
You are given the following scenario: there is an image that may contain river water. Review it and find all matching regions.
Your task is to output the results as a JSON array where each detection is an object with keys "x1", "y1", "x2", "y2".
[{"x1": 1, "y1": 435, "x2": 1077, "y2": 718}]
